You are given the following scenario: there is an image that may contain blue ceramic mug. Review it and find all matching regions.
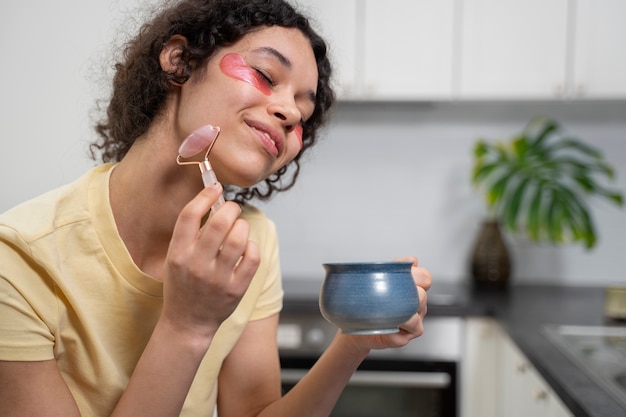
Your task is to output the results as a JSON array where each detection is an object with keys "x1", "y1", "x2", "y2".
[{"x1": 319, "y1": 262, "x2": 419, "y2": 334}]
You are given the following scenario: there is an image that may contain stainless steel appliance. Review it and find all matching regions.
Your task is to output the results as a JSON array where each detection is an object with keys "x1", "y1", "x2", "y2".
[
  {"x1": 543, "y1": 325, "x2": 626, "y2": 408},
  {"x1": 278, "y1": 307, "x2": 463, "y2": 417}
]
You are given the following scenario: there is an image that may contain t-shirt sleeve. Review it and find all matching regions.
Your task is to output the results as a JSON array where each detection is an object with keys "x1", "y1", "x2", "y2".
[
  {"x1": 244, "y1": 209, "x2": 284, "y2": 321},
  {"x1": 0, "y1": 226, "x2": 56, "y2": 361}
]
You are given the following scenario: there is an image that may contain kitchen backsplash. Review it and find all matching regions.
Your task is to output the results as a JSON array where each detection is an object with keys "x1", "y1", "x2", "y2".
[{"x1": 256, "y1": 101, "x2": 626, "y2": 286}]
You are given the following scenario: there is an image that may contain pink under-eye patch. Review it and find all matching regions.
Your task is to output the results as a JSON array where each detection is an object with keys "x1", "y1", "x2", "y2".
[
  {"x1": 294, "y1": 124, "x2": 303, "y2": 148},
  {"x1": 219, "y1": 53, "x2": 271, "y2": 96}
]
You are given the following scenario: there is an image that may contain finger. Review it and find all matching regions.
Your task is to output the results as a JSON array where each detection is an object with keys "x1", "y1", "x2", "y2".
[
  {"x1": 393, "y1": 287, "x2": 427, "y2": 341},
  {"x1": 403, "y1": 315, "x2": 425, "y2": 338},
  {"x1": 232, "y1": 241, "x2": 261, "y2": 292},
  {"x1": 171, "y1": 183, "x2": 225, "y2": 248},
  {"x1": 417, "y1": 286, "x2": 428, "y2": 317},
  {"x1": 387, "y1": 315, "x2": 424, "y2": 347},
  {"x1": 196, "y1": 201, "x2": 243, "y2": 257},
  {"x1": 413, "y1": 266, "x2": 432, "y2": 291},
  {"x1": 393, "y1": 256, "x2": 418, "y2": 267},
  {"x1": 215, "y1": 218, "x2": 252, "y2": 270}
]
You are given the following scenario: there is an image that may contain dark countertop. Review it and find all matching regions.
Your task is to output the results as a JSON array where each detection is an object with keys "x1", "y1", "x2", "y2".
[
  {"x1": 282, "y1": 280, "x2": 625, "y2": 417},
  {"x1": 458, "y1": 285, "x2": 624, "y2": 417}
]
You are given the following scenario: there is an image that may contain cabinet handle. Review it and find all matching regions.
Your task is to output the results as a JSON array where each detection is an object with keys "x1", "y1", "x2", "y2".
[
  {"x1": 515, "y1": 362, "x2": 528, "y2": 374},
  {"x1": 534, "y1": 389, "x2": 548, "y2": 401},
  {"x1": 281, "y1": 369, "x2": 451, "y2": 388}
]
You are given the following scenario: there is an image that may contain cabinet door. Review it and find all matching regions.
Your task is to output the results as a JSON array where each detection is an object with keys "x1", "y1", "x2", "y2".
[
  {"x1": 499, "y1": 335, "x2": 573, "y2": 417},
  {"x1": 499, "y1": 337, "x2": 526, "y2": 417},
  {"x1": 462, "y1": 318, "x2": 501, "y2": 417},
  {"x1": 295, "y1": 0, "x2": 359, "y2": 98},
  {"x1": 572, "y1": 0, "x2": 626, "y2": 98},
  {"x1": 362, "y1": 0, "x2": 456, "y2": 100},
  {"x1": 526, "y1": 368, "x2": 574, "y2": 417},
  {"x1": 459, "y1": 0, "x2": 569, "y2": 99}
]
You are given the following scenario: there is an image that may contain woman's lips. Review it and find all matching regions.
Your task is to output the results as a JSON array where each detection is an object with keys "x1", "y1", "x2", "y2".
[{"x1": 246, "y1": 121, "x2": 283, "y2": 157}]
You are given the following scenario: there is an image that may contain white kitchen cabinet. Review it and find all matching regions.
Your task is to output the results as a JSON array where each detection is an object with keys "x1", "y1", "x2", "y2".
[
  {"x1": 293, "y1": 0, "x2": 359, "y2": 98},
  {"x1": 499, "y1": 332, "x2": 573, "y2": 417},
  {"x1": 459, "y1": 0, "x2": 570, "y2": 99},
  {"x1": 571, "y1": 0, "x2": 626, "y2": 98},
  {"x1": 361, "y1": 0, "x2": 456, "y2": 100},
  {"x1": 463, "y1": 318, "x2": 573, "y2": 417},
  {"x1": 298, "y1": 0, "x2": 626, "y2": 101},
  {"x1": 294, "y1": 0, "x2": 456, "y2": 100},
  {"x1": 461, "y1": 317, "x2": 500, "y2": 417}
]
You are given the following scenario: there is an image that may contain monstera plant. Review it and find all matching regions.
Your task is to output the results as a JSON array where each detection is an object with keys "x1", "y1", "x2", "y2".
[
  {"x1": 469, "y1": 117, "x2": 623, "y2": 290},
  {"x1": 472, "y1": 117, "x2": 623, "y2": 249}
]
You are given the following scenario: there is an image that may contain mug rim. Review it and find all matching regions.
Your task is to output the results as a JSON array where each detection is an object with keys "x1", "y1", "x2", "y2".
[{"x1": 322, "y1": 261, "x2": 414, "y2": 267}]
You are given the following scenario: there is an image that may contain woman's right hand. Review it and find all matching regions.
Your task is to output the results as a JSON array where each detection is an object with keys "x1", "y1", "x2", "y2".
[{"x1": 160, "y1": 183, "x2": 260, "y2": 341}]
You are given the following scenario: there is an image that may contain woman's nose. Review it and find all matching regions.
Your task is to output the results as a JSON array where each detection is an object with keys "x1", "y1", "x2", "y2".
[{"x1": 268, "y1": 97, "x2": 300, "y2": 132}]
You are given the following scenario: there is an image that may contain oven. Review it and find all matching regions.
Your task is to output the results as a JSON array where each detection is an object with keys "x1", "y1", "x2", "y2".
[{"x1": 278, "y1": 307, "x2": 463, "y2": 417}]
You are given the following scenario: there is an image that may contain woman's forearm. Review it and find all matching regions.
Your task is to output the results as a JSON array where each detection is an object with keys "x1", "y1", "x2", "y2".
[
  {"x1": 258, "y1": 332, "x2": 370, "y2": 417},
  {"x1": 110, "y1": 318, "x2": 214, "y2": 417}
]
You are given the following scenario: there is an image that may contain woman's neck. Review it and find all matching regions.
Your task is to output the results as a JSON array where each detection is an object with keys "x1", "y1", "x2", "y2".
[{"x1": 108, "y1": 129, "x2": 202, "y2": 279}]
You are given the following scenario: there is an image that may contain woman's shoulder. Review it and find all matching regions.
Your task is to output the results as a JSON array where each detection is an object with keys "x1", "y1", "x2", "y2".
[
  {"x1": 239, "y1": 203, "x2": 268, "y2": 222},
  {"x1": 0, "y1": 165, "x2": 113, "y2": 243}
]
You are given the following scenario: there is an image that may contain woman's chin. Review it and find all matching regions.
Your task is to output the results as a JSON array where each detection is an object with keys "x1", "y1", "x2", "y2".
[{"x1": 219, "y1": 168, "x2": 273, "y2": 190}]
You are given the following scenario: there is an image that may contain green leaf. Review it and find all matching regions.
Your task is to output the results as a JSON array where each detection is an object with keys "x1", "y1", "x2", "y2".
[
  {"x1": 546, "y1": 198, "x2": 564, "y2": 243},
  {"x1": 527, "y1": 118, "x2": 559, "y2": 148},
  {"x1": 487, "y1": 169, "x2": 517, "y2": 208},
  {"x1": 472, "y1": 162, "x2": 501, "y2": 184},
  {"x1": 572, "y1": 175, "x2": 595, "y2": 192},
  {"x1": 544, "y1": 137, "x2": 604, "y2": 160},
  {"x1": 556, "y1": 186, "x2": 596, "y2": 248},
  {"x1": 527, "y1": 183, "x2": 544, "y2": 241},
  {"x1": 609, "y1": 193, "x2": 624, "y2": 206},
  {"x1": 597, "y1": 190, "x2": 624, "y2": 206},
  {"x1": 494, "y1": 142, "x2": 510, "y2": 161},
  {"x1": 580, "y1": 208, "x2": 597, "y2": 249},
  {"x1": 473, "y1": 141, "x2": 489, "y2": 158},
  {"x1": 512, "y1": 136, "x2": 530, "y2": 157},
  {"x1": 502, "y1": 177, "x2": 531, "y2": 231},
  {"x1": 572, "y1": 175, "x2": 624, "y2": 204}
]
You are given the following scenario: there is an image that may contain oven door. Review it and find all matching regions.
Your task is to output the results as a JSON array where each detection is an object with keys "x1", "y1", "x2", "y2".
[{"x1": 280, "y1": 357, "x2": 457, "y2": 417}]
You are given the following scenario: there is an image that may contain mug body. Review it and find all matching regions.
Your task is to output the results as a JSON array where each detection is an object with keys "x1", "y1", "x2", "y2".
[{"x1": 319, "y1": 262, "x2": 419, "y2": 334}]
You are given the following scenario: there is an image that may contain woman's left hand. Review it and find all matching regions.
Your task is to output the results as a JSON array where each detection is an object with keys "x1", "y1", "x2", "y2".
[{"x1": 341, "y1": 256, "x2": 431, "y2": 351}]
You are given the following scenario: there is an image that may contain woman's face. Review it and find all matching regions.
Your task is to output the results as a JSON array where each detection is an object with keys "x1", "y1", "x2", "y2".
[{"x1": 174, "y1": 26, "x2": 319, "y2": 188}]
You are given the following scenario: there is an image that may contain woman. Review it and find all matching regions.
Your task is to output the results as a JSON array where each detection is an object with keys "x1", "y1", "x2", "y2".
[{"x1": 0, "y1": 0, "x2": 431, "y2": 416}]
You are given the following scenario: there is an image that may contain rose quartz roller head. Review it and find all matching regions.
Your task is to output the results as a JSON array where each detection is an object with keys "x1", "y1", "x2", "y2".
[{"x1": 176, "y1": 124, "x2": 225, "y2": 211}]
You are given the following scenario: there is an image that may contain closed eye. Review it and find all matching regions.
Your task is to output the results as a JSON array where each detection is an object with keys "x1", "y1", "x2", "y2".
[{"x1": 255, "y1": 68, "x2": 275, "y2": 87}]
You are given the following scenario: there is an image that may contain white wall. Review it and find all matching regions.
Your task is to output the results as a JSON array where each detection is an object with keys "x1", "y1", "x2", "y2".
[
  {"x1": 0, "y1": 0, "x2": 151, "y2": 206},
  {"x1": 2, "y1": 1, "x2": 625, "y2": 287}
]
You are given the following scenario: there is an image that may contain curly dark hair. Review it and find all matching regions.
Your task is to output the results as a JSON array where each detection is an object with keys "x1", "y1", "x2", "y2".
[{"x1": 91, "y1": 0, "x2": 335, "y2": 203}]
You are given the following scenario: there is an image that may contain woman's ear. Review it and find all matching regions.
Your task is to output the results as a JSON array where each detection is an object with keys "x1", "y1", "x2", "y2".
[{"x1": 159, "y1": 35, "x2": 191, "y2": 85}]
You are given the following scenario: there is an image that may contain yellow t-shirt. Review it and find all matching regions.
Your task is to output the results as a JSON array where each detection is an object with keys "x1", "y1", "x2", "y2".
[{"x1": 0, "y1": 164, "x2": 283, "y2": 416}]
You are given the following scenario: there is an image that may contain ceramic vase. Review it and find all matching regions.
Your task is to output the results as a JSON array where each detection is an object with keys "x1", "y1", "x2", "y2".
[{"x1": 470, "y1": 221, "x2": 511, "y2": 291}]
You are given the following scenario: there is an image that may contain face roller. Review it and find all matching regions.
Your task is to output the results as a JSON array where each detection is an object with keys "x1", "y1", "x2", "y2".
[{"x1": 176, "y1": 124, "x2": 225, "y2": 211}]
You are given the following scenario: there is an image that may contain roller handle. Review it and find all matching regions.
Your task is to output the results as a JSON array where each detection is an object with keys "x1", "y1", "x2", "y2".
[{"x1": 201, "y1": 165, "x2": 225, "y2": 211}]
